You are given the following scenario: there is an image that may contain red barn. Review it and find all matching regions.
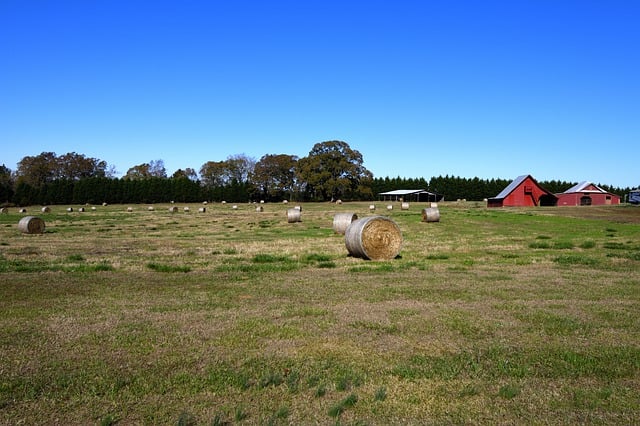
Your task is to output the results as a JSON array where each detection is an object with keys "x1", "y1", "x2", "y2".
[
  {"x1": 488, "y1": 175, "x2": 557, "y2": 207},
  {"x1": 556, "y1": 182, "x2": 620, "y2": 206}
]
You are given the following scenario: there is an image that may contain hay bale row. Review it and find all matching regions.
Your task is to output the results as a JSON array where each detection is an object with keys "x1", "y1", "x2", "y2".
[
  {"x1": 332, "y1": 212, "x2": 358, "y2": 235},
  {"x1": 18, "y1": 216, "x2": 45, "y2": 234},
  {"x1": 345, "y1": 216, "x2": 402, "y2": 260}
]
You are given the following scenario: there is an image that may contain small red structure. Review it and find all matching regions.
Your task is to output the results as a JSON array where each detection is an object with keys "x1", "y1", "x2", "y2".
[
  {"x1": 488, "y1": 175, "x2": 557, "y2": 207},
  {"x1": 556, "y1": 182, "x2": 620, "y2": 206}
]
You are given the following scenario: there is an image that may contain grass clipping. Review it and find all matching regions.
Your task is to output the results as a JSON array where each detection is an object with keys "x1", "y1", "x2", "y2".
[{"x1": 345, "y1": 216, "x2": 402, "y2": 260}]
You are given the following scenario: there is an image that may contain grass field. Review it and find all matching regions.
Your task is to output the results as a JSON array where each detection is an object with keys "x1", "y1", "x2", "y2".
[{"x1": 1, "y1": 201, "x2": 639, "y2": 425}]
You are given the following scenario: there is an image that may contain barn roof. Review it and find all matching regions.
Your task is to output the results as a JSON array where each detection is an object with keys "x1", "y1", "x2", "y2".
[
  {"x1": 492, "y1": 175, "x2": 529, "y2": 199},
  {"x1": 378, "y1": 189, "x2": 434, "y2": 196},
  {"x1": 563, "y1": 181, "x2": 609, "y2": 194}
]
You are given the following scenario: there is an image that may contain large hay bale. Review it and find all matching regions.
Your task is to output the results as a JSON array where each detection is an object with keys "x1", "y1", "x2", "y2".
[
  {"x1": 148, "y1": 206, "x2": 155, "y2": 211},
  {"x1": 386, "y1": 205, "x2": 393, "y2": 211},
  {"x1": 369, "y1": 204, "x2": 376, "y2": 211},
  {"x1": 345, "y1": 216, "x2": 402, "y2": 260},
  {"x1": 256, "y1": 205, "x2": 264, "y2": 212},
  {"x1": 41, "y1": 206, "x2": 51, "y2": 213},
  {"x1": 78, "y1": 207, "x2": 85, "y2": 212},
  {"x1": 422, "y1": 207, "x2": 440, "y2": 223},
  {"x1": 198, "y1": 207, "x2": 206, "y2": 213},
  {"x1": 169, "y1": 206, "x2": 178, "y2": 213},
  {"x1": 66, "y1": 207, "x2": 73, "y2": 212},
  {"x1": 287, "y1": 208, "x2": 302, "y2": 223},
  {"x1": 333, "y1": 212, "x2": 358, "y2": 235},
  {"x1": 127, "y1": 207, "x2": 133, "y2": 212},
  {"x1": 294, "y1": 205, "x2": 302, "y2": 211},
  {"x1": 401, "y1": 202, "x2": 410, "y2": 210},
  {"x1": 0, "y1": 207, "x2": 8, "y2": 214},
  {"x1": 18, "y1": 216, "x2": 45, "y2": 234},
  {"x1": 430, "y1": 202, "x2": 438, "y2": 208},
  {"x1": 184, "y1": 207, "x2": 190, "y2": 212},
  {"x1": 19, "y1": 208, "x2": 27, "y2": 213},
  {"x1": 336, "y1": 199, "x2": 342, "y2": 205}
]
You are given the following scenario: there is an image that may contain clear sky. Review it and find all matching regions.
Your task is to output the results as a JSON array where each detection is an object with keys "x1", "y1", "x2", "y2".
[{"x1": 1, "y1": 1, "x2": 639, "y2": 188}]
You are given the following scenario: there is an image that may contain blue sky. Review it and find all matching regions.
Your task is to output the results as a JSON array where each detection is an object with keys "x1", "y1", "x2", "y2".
[{"x1": 1, "y1": 0, "x2": 638, "y2": 188}]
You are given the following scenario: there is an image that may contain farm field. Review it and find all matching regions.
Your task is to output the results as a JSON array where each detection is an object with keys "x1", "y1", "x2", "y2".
[{"x1": 1, "y1": 201, "x2": 639, "y2": 425}]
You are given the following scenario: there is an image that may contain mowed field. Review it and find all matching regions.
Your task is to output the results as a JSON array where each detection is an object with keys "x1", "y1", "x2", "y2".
[{"x1": 1, "y1": 201, "x2": 639, "y2": 425}]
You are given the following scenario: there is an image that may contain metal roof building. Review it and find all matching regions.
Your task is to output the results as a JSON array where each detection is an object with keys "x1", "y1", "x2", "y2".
[
  {"x1": 378, "y1": 189, "x2": 441, "y2": 202},
  {"x1": 556, "y1": 181, "x2": 620, "y2": 206},
  {"x1": 487, "y1": 175, "x2": 557, "y2": 207}
]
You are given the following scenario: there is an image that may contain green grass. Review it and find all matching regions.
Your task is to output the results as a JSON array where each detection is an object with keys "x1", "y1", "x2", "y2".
[{"x1": 0, "y1": 202, "x2": 639, "y2": 424}]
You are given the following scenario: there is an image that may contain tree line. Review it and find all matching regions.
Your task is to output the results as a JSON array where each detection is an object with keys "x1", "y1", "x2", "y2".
[{"x1": 0, "y1": 141, "x2": 634, "y2": 206}]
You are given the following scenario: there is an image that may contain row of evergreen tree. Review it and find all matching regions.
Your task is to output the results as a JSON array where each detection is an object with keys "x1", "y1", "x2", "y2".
[{"x1": 2, "y1": 174, "x2": 631, "y2": 207}]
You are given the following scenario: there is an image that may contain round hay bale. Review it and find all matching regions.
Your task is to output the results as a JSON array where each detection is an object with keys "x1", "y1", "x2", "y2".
[
  {"x1": 260, "y1": 200, "x2": 265, "y2": 204},
  {"x1": 369, "y1": 204, "x2": 375, "y2": 211},
  {"x1": 401, "y1": 202, "x2": 409, "y2": 210},
  {"x1": 78, "y1": 207, "x2": 85, "y2": 212},
  {"x1": 102, "y1": 202, "x2": 108, "y2": 206},
  {"x1": 18, "y1": 216, "x2": 45, "y2": 234},
  {"x1": 91, "y1": 206, "x2": 97, "y2": 211},
  {"x1": 67, "y1": 207, "x2": 73, "y2": 212},
  {"x1": 287, "y1": 208, "x2": 302, "y2": 223},
  {"x1": 283, "y1": 200, "x2": 288, "y2": 204},
  {"x1": 127, "y1": 207, "x2": 133, "y2": 212},
  {"x1": 169, "y1": 206, "x2": 178, "y2": 213},
  {"x1": 232, "y1": 205, "x2": 238, "y2": 210},
  {"x1": 345, "y1": 216, "x2": 402, "y2": 260},
  {"x1": 198, "y1": 207, "x2": 206, "y2": 213},
  {"x1": 422, "y1": 207, "x2": 440, "y2": 223},
  {"x1": 333, "y1": 212, "x2": 358, "y2": 235},
  {"x1": 221, "y1": 200, "x2": 227, "y2": 204},
  {"x1": 336, "y1": 199, "x2": 342, "y2": 205},
  {"x1": 184, "y1": 207, "x2": 190, "y2": 212},
  {"x1": 430, "y1": 202, "x2": 438, "y2": 208},
  {"x1": 203, "y1": 201, "x2": 208, "y2": 205},
  {"x1": 0, "y1": 207, "x2": 8, "y2": 214},
  {"x1": 256, "y1": 205, "x2": 263, "y2": 212},
  {"x1": 386, "y1": 205, "x2": 393, "y2": 211},
  {"x1": 41, "y1": 206, "x2": 51, "y2": 213},
  {"x1": 148, "y1": 206, "x2": 154, "y2": 211},
  {"x1": 294, "y1": 205, "x2": 302, "y2": 211},
  {"x1": 19, "y1": 208, "x2": 27, "y2": 213}
]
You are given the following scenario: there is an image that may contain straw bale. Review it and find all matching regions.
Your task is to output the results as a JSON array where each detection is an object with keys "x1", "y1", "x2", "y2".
[
  {"x1": 287, "y1": 208, "x2": 302, "y2": 223},
  {"x1": 332, "y1": 212, "x2": 358, "y2": 235},
  {"x1": 422, "y1": 207, "x2": 440, "y2": 223},
  {"x1": 345, "y1": 216, "x2": 402, "y2": 260},
  {"x1": 18, "y1": 216, "x2": 45, "y2": 234}
]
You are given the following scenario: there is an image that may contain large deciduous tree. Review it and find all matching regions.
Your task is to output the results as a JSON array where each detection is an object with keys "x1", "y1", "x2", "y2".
[
  {"x1": 296, "y1": 141, "x2": 373, "y2": 201},
  {"x1": 125, "y1": 159, "x2": 167, "y2": 179},
  {"x1": 250, "y1": 154, "x2": 298, "y2": 201},
  {"x1": 16, "y1": 152, "x2": 109, "y2": 187}
]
